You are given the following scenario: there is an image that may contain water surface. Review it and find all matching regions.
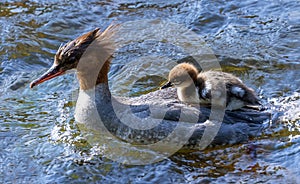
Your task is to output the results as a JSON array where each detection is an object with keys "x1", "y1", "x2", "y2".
[{"x1": 0, "y1": 0, "x2": 299, "y2": 183}]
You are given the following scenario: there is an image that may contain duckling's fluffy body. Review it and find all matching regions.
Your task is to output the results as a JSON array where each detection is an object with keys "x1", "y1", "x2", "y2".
[{"x1": 165, "y1": 63, "x2": 260, "y2": 110}]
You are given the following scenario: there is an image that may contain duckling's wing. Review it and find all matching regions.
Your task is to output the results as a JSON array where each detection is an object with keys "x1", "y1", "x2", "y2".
[
  {"x1": 196, "y1": 74, "x2": 211, "y2": 100},
  {"x1": 227, "y1": 83, "x2": 261, "y2": 105}
]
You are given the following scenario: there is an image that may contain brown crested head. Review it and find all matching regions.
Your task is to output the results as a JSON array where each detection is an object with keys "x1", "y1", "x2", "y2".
[
  {"x1": 30, "y1": 25, "x2": 118, "y2": 89},
  {"x1": 169, "y1": 63, "x2": 198, "y2": 84},
  {"x1": 161, "y1": 63, "x2": 198, "y2": 89},
  {"x1": 54, "y1": 28, "x2": 101, "y2": 73}
]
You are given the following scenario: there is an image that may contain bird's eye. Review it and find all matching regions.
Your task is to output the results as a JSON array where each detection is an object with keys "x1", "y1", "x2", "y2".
[
  {"x1": 69, "y1": 56, "x2": 76, "y2": 62},
  {"x1": 172, "y1": 80, "x2": 182, "y2": 86}
]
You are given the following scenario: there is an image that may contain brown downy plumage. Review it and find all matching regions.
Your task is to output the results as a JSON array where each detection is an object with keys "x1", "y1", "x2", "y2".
[{"x1": 162, "y1": 63, "x2": 260, "y2": 110}]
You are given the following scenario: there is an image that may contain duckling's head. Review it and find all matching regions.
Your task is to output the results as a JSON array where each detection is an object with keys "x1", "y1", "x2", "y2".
[
  {"x1": 30, "y1": 25, "x2": 118, "y2": 89},
  {"x1": 161, "y1": 63, "x2": 198, "y2": 89}
]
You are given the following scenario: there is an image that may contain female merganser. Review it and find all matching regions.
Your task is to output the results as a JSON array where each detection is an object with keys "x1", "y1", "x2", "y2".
[
  {"x1": 161, "y1": 63, "x2": 260, "y2": 110},
  {"x1": 30, "y1": 25, "x2": 270, "y2": 148}
]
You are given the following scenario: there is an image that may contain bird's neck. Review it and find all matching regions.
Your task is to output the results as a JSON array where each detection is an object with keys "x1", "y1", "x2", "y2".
[
  {"x1": 177, "y1": 84, "x2": 199, "y2": 103},
  {"x1": 77, "y1": 57, "x2": 112, "y2": 92}
]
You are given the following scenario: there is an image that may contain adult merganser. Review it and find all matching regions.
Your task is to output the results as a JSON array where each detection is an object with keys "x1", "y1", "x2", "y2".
[
  {"x1": 30, "y1": 25, "x2": 270, "y2": 148},
  {"x1": 161, "y1": 63, "x2": 261, "y2": 110}
]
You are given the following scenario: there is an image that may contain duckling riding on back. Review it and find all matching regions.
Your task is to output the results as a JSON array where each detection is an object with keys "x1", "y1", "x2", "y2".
[{"x1": 162, "y1": 63, "x2": 261, "y2": 110}]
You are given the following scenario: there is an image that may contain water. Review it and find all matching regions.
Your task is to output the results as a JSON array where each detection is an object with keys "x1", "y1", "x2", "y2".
[{"x1": 0, "y1": 0, "x2": 299, "y2": 183}]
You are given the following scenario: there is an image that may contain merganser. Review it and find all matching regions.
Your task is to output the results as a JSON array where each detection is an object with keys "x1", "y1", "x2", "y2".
[
  {"x1": 30, "y1": 25, "x2": 270, "y2": 148},
  {"x1": 161, "y1": 63, "x2": 260, "y2": 110}
]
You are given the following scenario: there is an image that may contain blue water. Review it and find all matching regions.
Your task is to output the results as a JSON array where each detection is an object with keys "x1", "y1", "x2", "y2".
[{"x1": 0, "y1": 0, "x2": 299, "y2": 183}]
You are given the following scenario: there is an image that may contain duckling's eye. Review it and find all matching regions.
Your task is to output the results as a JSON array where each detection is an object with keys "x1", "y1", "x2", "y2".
[{"x1": 172, "y1": 80, "x2": 182, "y2": 86}]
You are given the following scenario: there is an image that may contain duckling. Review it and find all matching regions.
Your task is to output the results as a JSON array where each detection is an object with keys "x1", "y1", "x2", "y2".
[
  {"x1": 30, "y1": 25, "x2": 269, "y2": 148},
  {"x1": 162, "y1": 63, "x2": 260, "y2": 110}
]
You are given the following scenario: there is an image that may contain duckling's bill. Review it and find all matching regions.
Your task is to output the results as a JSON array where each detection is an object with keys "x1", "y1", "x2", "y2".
[{"x1": 160, "y1": 81, "x2": 173, "y2": 89}]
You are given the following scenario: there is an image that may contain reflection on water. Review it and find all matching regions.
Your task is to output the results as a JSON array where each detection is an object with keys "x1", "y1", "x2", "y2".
[{"x1": 0, "y1": 0, "x2": 299, "y2": 183}]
